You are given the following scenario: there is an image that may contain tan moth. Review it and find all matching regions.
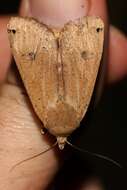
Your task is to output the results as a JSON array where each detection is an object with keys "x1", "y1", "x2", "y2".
[{"x1": 7, "y1": 16, "x2": 104, "y2": 150}]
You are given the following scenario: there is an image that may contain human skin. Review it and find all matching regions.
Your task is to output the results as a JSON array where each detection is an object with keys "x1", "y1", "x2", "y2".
[{"x1": 0, "y1": 0, "x2": 127, "y2": 189}]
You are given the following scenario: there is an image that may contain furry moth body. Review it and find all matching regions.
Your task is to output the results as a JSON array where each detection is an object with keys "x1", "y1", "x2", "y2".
[{"x1": 7, "y1": 16, "x2": 104, "y2": 149}]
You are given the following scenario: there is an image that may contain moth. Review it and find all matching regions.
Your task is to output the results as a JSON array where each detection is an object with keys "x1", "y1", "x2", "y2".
[{"x1": 7, "y1": 16, "x2": 104, "y2": 149}]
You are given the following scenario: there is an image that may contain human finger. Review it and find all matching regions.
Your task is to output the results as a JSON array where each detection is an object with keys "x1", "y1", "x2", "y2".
[
  {"x1": 0, "y1": 16, "x2": 11, "y2": 82},
  {"x1": 108, "y1": 26, "x2": 127, "y2": 82}
]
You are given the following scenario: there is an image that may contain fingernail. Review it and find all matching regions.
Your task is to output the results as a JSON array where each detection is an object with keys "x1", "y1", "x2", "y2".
[{"x1": 28, "y1": 0, "x2": 89, "y2": 26}]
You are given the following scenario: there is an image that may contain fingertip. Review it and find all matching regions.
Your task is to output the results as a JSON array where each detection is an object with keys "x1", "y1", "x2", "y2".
[
  {"x1": 79, "y1": 178, "x2": 104, "y2": 190},
  {"x1": 108, "y1": 26, "x2": 127, "y2": 83},
  {"x1": 0, "y1": 16, "x2": 11, "y2": 83},
  {"x1": 20, "y1": 0, "x2": 107, "y2": 27}
]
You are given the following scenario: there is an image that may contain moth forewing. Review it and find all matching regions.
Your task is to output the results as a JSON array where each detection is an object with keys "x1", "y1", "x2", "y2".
[
  {"x1": 7, "y1": 17, "x2": 58, "y2": 128},
  {"x1": 7, "y1": 16, "x2": 104, "y2": 149},
  {"x1": 60, "y1": 17, "x2": 104, "y2": 122}
]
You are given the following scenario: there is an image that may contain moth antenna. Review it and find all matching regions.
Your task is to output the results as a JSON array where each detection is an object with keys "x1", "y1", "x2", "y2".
[
  {"x1": 66, "y1": 140, "x2": 122, "y2": 169},
  {"x1": 10, "y1": 141, "x2": 57, "y2": 172}
]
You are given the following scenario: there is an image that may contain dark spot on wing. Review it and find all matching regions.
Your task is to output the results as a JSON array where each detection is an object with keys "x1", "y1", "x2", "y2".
[
  {"x1": 96, "y1": 27, "x2": 103, "y2": 33},
  {"x1": 81, "y1": 51, "x2": 87, "y2": 59},
  {"x1": 81, "y1": 51, "x2": 94, "y2": 60},
  {"x1": 28, "y1": 52, "x2": 36, "y2": 60},
  {"x1": 21, "y1": 53, "x2": 25, "y2": 57},
  {"x1": 56, "y1": 38, "x2": 60, "y2": 49},
  {"x1": 7, "y1": 29, "x2": 16, "y2": 34},
  {"x1": 21, "y1": 52, "x2": 36, "y2": 61},
  {"x1": 12, "y1": 29, "x2": 16, "y2": 34}
]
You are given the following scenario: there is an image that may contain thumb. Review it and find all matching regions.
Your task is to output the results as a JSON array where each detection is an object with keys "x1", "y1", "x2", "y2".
[{"x1": 20, "y1": 0, "x2": 89, "y2": 26}]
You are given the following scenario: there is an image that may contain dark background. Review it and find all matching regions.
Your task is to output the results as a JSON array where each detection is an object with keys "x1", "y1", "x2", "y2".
[{"x1": 0, "y1": 1, "x2": 127, "y2": 190}]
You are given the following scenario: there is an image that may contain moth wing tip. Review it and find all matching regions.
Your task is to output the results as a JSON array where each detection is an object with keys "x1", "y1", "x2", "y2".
[{"x1": 95, "y1": 17, "x2": 104, "y2": 29}]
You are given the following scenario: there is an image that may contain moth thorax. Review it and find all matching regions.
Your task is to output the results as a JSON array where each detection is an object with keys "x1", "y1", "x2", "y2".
[{"x1": 45, "y1": 102, "x2": 79, "y2": 137}]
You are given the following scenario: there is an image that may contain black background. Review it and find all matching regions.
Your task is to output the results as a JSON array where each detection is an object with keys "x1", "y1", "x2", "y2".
[{"x1": 0, "y1": 1, "x2": 127, "y2": 190}]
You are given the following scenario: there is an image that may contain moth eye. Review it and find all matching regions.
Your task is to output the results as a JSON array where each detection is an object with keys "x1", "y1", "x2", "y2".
[
  {"x1": 7, "y1": 29, "x2": 16, "y2": 34},
  {"x1": 96, "y1": 27, "x2": 103, "y2": 33}
]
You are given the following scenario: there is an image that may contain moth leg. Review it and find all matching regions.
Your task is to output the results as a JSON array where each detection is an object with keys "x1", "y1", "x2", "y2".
[{"x1": 40, "y1": 128, "x2": 45, "y2": 135}]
